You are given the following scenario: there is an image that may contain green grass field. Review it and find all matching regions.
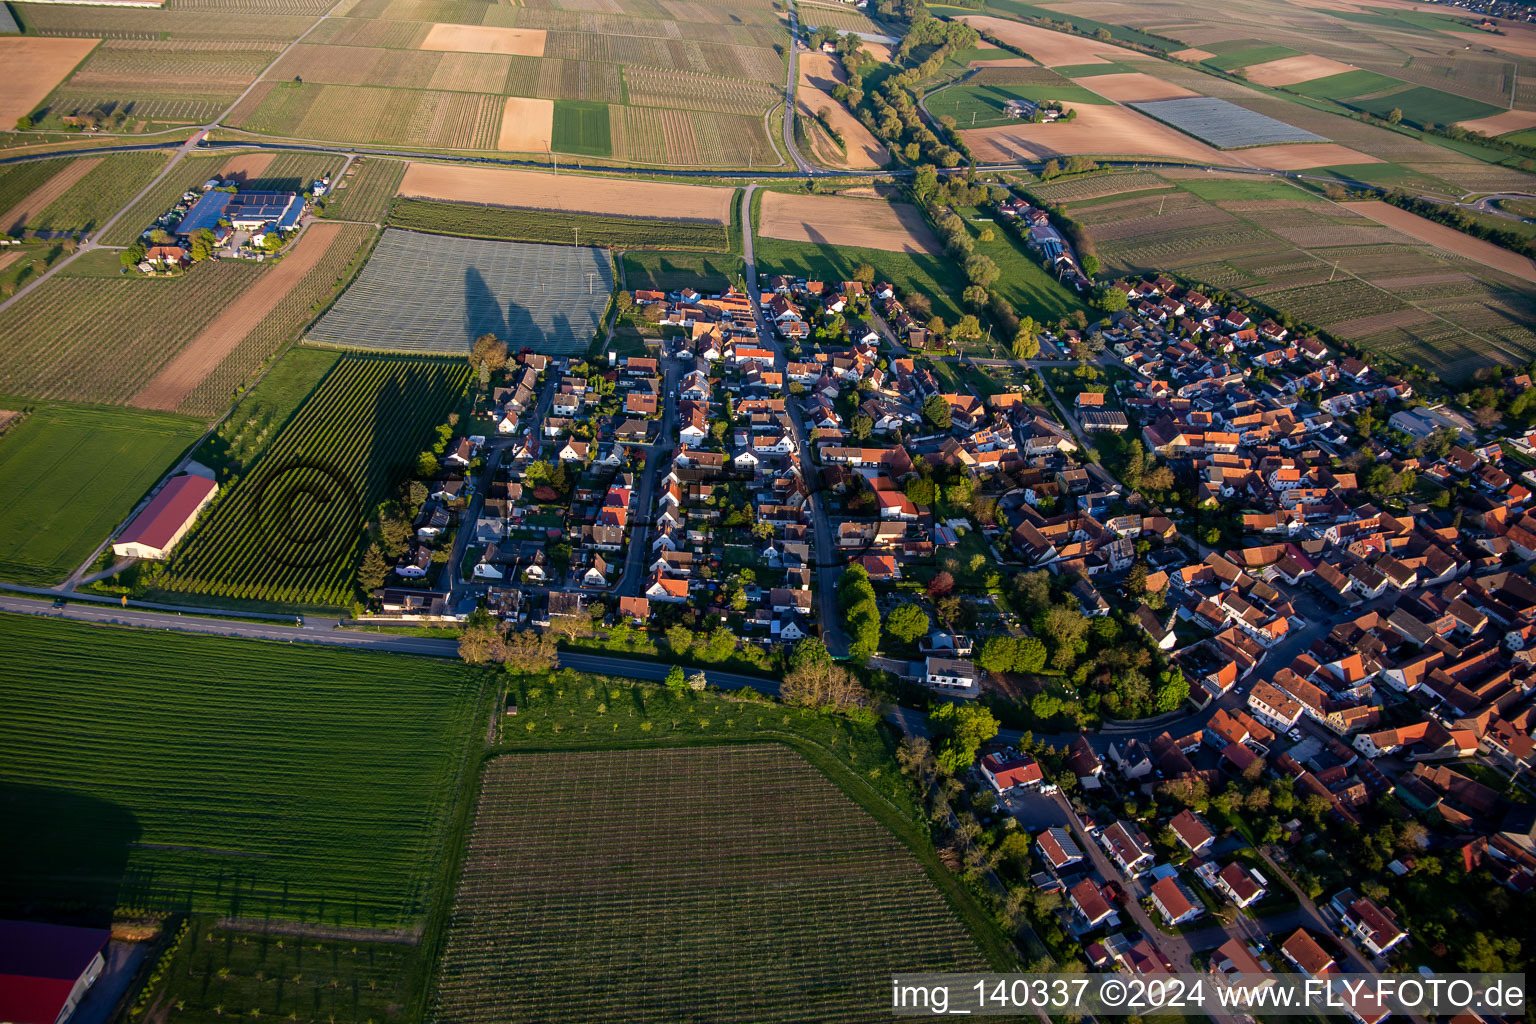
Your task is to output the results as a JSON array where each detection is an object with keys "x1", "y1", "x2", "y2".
[
  {"x1": 551, "y1": 99, "x2": 613, "y2": 157},
  {"x1": 1283, "y1": 68, "x2": 1405, "y2": 101},
  {"x1": 621, "y1": 250, "x2": 744, "y2": 293},
  {"x1": 389, "y1": 198, "x2": 729, "y2": 251},
  {"x1": 1348, "y1": 84, "x2": 1502, "y2": 126},
  {"x1": 199, "y1": 345, "x2": 341, "y2": 478},
  {"x1": 926, "y1": 80, "x2": 1108, "y2": 130},
  {"x1": 1499, "y1": 128, "x2": 1536, "y2": 147},
  {"x1": 752, "y1": 236, "x2": 965, "y2": 321},
  {"x1": 1200, "y1": 40, "x2": 1302, "y2": 70},
  {"x1": 0, "y1": 614, "x2": 486, "y2": 927},
  {"x1": 0, "y1": 405, "x2": 203, "y2": 585},
  {"x1": 959, "y1": 206, "x2": 1086, "y2": 325}
]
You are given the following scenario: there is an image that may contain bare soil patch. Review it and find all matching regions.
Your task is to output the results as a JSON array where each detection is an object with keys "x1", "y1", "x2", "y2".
[
  {"x1": 130, "y1": 223, "x2": 348, "y2": 412},
  {"x1": 955, "y1": 15, "x2": 1139, "y2": 66},
  {"x1": 1242, "y1": 54, "x2": 1357, "y2": 87},
  {"x1": 1457, "y1": 109, "x2": 1536, "y2": 136},
  {"x1": 0, "y1": 37, "x2": 102, "y2": 127},
  {"x1": 0, "y1": 157, "x2": 101, "y2": 234},
  {"x1": 1344, "y1": 200, "x2": 1536, "y2": 284},
  {"x1": 215, "y1": 152, "x2": 274, "y2": 183},
  {"x1": 1170, "y1": 47, "x2": 1217, "y2": 61},
  {"x1": 420, "y1": 24, "x2": 546, "y2": 57},
  {"x1": 1448, "y1": 28, "x2": 1536, "y2": 59},
  {"x1": 0, "y1": 410, "x2": 20, "y2": 434},
  {"x1": 759, "y1": 191, "x2": 939, "y2": 254},
  {"x1": 397, "y1": 162, "x2": 734, "y2": 223},
  {"x1": 1081, "y1": 72, "x2": 1198, "y2": 102},
  {"x1": 1238, "y1": 142, "x2": 1381, "y2": 169},
  {"x1": 798, "y1": 53, "x2": 889, "y2": 169},
  {"x1": 863, "y1": 41, "x2": 895, "y2": 64},
  {"x1": 496, "y1": 96, "x2": 554, "y2": 152},
  {"x1": 962, "y1": 102, "x2": 1227, "y2": 162}
]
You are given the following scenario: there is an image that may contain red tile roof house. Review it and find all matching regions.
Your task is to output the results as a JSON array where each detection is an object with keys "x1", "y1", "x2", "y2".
[
  {"x1": 112, "y1": 474, "x2": 218, "y2": 560},
  {"x1": 0, "y1": 919, "x2": 110, "y2": 1024},
  {"x1": 1332, "y1": 889, "x2": 1408, "y2": 957},
  {"x1": 1214, "y1": 862, "x2": 1267, "y2": 908},
  {"x1": 979, "y1": 750, "x2": 1043, "y2": 794},
  {"x1": 1167, "y1": 809, "x2": 1215, "y2": 855},
  {"x1": 1149, "y1": 876, "x2": 1203, "y2": 926},
  {"x1": 1069, "y1": 878, "x2": 1116, "y2": 928},
  {"x1": 1036, "y1": 826, "x2": 1084, "y2": 872},
  {"x1": 1280, "y1": 928, "x2": 1337, "y2": 977},
  {"x1": 1100, "y1": 820, "x2": 1155, "y2": 876}
]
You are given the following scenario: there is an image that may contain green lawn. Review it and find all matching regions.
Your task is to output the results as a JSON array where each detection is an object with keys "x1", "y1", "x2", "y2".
[
  {"x1": 0, "y1": 405, "x2": 204, "y2": 585},
  {"x1": 959, "y1": 207, "x2": 1087, "y2": 324},
  {"x1": 552, "y1": 100, "x2": 613, "y2": 157},
  {"x1": 622, "y1": 250, "x2": 745, "y2": 293},
  {"x1": 926, "y1": 80, "x2": 1109, "y2": 130},
  {"x1": 0, "y1": 614, "x2": 486, "y2": 927},
  {"x1": 752, "y1": 235, "x2": 967, "y2": 321}
]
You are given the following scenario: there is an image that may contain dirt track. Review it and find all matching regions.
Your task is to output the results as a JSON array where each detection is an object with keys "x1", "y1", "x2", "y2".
[
  {"x1": 758, "y1": 191, "x2": 939, "y2": 254},
  {"x1": 0, "y1": 157, "x2": 101, "y2": 234},
  {"x1": 1343, "y1": 200, "x2": 1536, "y2": 285},
  {"x1": 962, "y1": 102, "x2": 1226, "y2": 163},
  {"x1": 130, "y1": 223, "x2": 347, "y2": 412},
  {"x1": 396, "y1": 162, "x2": 734, "y2": 223},
  {"x1": 497, "y1": 96, "x2": 554, "y2": 152},
  {"x1": 0, "y1": 37, "x2": 102, "y2": 127},
  {"x1": 797, "y1": 53, "x2": 889, "y2": 170}
]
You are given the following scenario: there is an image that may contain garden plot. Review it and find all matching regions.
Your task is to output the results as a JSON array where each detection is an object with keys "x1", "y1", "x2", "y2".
[
  {"x1": 759, "y1": 191, "x2": 939, "y2": 254},
  {"x1": 1131, "y1": 97, "x2": 1325, "y2": 147},
  {"x1": 1237, "y1": 142, "x2": 1379, "y2": 169},
  {"x1": 307, "y1": 229, "x2": 613, "y2": 355},
  {"x1": 431, "y1": 747, "x2": 989, "y2": 1024},
  {"x1": 1457, "y1": 109, "x2": 1536, "y2": 136}
]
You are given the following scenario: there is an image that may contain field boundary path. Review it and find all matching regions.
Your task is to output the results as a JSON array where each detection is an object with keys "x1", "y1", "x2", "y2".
[{"x1": 781, "y1": 7, "x2": 815, "y2": 175}]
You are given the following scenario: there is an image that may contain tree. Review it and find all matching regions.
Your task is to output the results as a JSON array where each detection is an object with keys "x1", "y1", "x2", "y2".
[
  {"x1": 120, "y1": 242, "x2": 147, "y2": 269},
  {"x1": 790, "y1": 637, "x2": 831, "y2": 670},
  {"x1": 963, "y1": 254, "x2": 999, "y2": 288},
  {"x1": 1080, "y1": 253, "x2": 1100, "y2": 277},
  {"x1": 928, "y1": 571, "x2": 955, "y2": 598},
  {"x1": 782, "y1": 658, "x2": 872, "y2": 716},
  {"x1": 904, "y1": 476, "x2": 935, "y2": 506},
  {"x1": 922, "y1": 394, "x2": 952, "y2": 430},
  {"x1": 886, "y1": 603, "x2": 930, "y2": 644},
  {"x1": 687, "y1": 670, "x2": 709, "y2": 691},
  {"x1": 929, "y1": 702, "x2": 1000, "y2": 775},
  {"x1": 854, "y1": 262, "x2": 876, "y2": 286},
  {"x1": 666, "y1": 624, "x2": 693, "y2": 656},
  {"x1": 357, "y1": 544, "x2": 388, "y2": 592},
  {"x1": 15, "y1": 115, "x2": 32, "y2": 131},
  {"x1": 665, "y1": 666, "x2": 687, "y2": 692},
  {"x1": 1016, "y1": 636, "x2": 1047, "y2": 673},
  {"x1": 504, "y1": 629, "x2": 558, "y2": 673},
  {"x1": 1386, "y1": 107, "x2": 1403, "y2": 125},
  {"x1": 188, "y1": 228, "x2": 217, "y2": 262},
  {"x1": 470, "y1": 334, "x2": 508, "y2": 375},
  {"x1": 996, "y1": 831, "x2": 1032, "y2": 872},
  {"x1": 458, "y1": 612, "x2": 507, "y2": 665}
]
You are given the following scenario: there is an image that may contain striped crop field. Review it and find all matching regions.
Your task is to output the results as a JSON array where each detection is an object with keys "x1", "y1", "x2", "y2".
[
  {"x1": 0, "y1": 614, "x2": 485, "y2": 927},
  {"x1": 158, "y1": 355, "x2": 470, "y2": 609},
  {"x1": 431, "y1": 746, "x2": 991, "y2": 1023}
]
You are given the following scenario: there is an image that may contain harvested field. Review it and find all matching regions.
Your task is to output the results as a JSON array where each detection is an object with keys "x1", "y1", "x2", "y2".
[
  {"x1": 1343, "y1": 201, "x2": 1536, "y2": 285},
  {"x1": 496, "y1": 95, "x2": 554, "y2": 151},
  {"x1": 0, "y1": 37, "x2": 101, "y2": 127},
  {"x1": 419, "y1": 23, "x2": 546, "y2": 57},
  {"x1": 962, "y1": 102, "x2": 1227, "y2": 163},
  {"x1": 864, "y1": 41, "x2": 895, "y2": 64},
  {"x1": 759, "y1": 191, "x2": 939, "y2": 254},
  {"x1": 798, "y1": 53, "x2": 888, "y2": 169},
  {"x1": 1080, "y1": 72, "x2": 1198, "y2": 102},
  {"x1": 308, "y1": 229, "x2": 613, "y2": 355},
  {"x1": 396, "y1": 162, "x2": 733, "y2": 222},
  {"x1": 1447, "y1": 28, "x2": 1536, "y2": 59},
  {"x1": 955, "y1": 16, "x2": 1141, "y2": 66},
  {"x1": 1171, "y1": 47, "x2": 1217, "y2": 60},
  {"x1": 212, "y1": 152, "x2": 274, "y2": 182},
  {"x1": 1458, "y1": 109, "x2": 1536, "y2": 136},
  {"x1": 0, "y1": 157, "x2": 100, "y2": 236},
  {"x1": 1237, "y1": 142, "x2": 1381, "y2": 169},
  {"x1": 1242, "y1": 54, "x2": 1357, "y2": 86},
  {"x1": 131, "y1": 223, "x2": 351, "y2": 412}
]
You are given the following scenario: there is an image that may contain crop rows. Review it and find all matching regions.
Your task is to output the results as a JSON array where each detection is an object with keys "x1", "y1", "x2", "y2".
[
  {"x1": 49, "y1": 93, "x2": 229, "y2": 125},
  {"x1": 238, "y1": 83, "x2": 500, "y2": 149},
  {"x1": 305, "y1": 15, "x2": 430, "y2": 50},
  {"x1": 178, "y1": 223, "x2": 377, "y2": 418},
  {"x1": 0, "y1": 614, "x2": 482, "y2": 926},
  {"x1": 536, "y1": 58, "x2": 623, "y2": 104},
  {"x1": 160, "y1": 356, "x2": 468, "y2": 607},
  {"x1": 0, "y1": 158, "x2": 71, "y2": 217},
  {"x1": 66, "y1": 40, "x2": 278, "y2": 91},
  {"x1": 624, "y1": 66, "x2": 779, "y2": 115},
  {"x1": 266, "y1": 43, "x2": 443, "y2": 89},
  {"x1": 0, "y1": 261, "x2": 261, "y2": 406},
  {"x1": 321, "y1": 158, "x2": 407, "y2": 223},
  {"x1": 428, "y1": 51, "x2": 513, "y2": 94},
  {"x1": 387, "y1": 199, "x2": 729, "y2": 251},
  {"x1": 432, "y1": 747, "x2": 988, "y2": 1024},
  {"x1": 23, "y1": 151, "x2": 170, "y2": 235}
]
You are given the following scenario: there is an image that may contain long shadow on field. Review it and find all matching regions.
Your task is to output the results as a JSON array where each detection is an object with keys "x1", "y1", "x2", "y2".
[
  {"x1": 0, "y1": 783, "x2": 141, "y2": 927},
  {"x1": 504, "y1": 293, "x2": 546, "y2": 354},
  {"x1": 464, "y1": 267, "x2": 509, "y2": 350}
]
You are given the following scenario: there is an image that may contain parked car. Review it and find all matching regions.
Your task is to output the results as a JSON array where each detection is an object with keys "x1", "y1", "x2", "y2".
[{"x1": 1288, "y1": 728, "x2": 1303, "y2": 742}]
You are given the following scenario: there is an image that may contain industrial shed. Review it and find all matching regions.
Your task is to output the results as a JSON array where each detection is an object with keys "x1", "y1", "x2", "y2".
[{"x1": 112, "y1": 474, "x2": 218, "y2": 560}]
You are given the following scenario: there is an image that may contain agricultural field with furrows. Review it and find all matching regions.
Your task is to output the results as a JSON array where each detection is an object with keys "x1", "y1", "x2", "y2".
[
  {"x1": 0, "y1": 614, "x2": 484, "y2": 926},
  {"x1": 233, "y1": 83, "x2": 502, "y2": 149},
  {"x1": 53, "y1": 37, "x2": 282, "y2": 97},
  {"x1": 432, "y1": 746, "x2": 989, "y2": 1024},
  {"x1": 15, "y1": 6, "x2": 315, "y2": 41},
  {"x1": 322, "y1": 158, "x2": 408, "y2": 223},
  {"x1": 0, "y1": 406, "x2": 204, "y2": 586},
  {"x1": 388, "y1": 199, "x2": 729, "y2": 251},
  {"x1": 0, "y1": 261, "x2": 263, "y2": 406},
  {"x1": 623, "y1": 67, "x2": 780, "y2": 116},
  {"x1": 7, "y1": 152, "x2": 169, "y2": 236},
  {"x1": 158, "y1": 356, "x2": 469, "y2": 609}
]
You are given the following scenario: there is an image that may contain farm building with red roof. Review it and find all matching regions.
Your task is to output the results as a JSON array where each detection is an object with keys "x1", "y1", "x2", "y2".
[
  {"x1": 111, "y1": 474, "x2": 218, "y2": 560},
  {"x1": 0, "y1": 919, "x2": 110, "y2": 1024}
]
